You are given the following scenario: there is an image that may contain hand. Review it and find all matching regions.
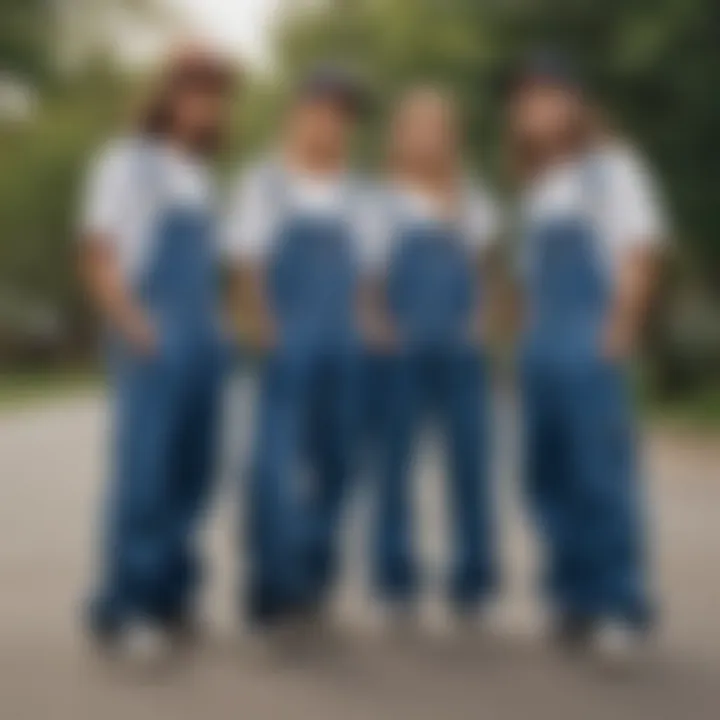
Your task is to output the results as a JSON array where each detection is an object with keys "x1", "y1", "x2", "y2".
[
  {"x1": 602, "y1": 317, "x2": 635, "y2": 361},
  {"x1": 125, "y1": 314, "x2": 158, "y2": 358},
  {"x1": 466, "y1": 315, "x2": 485, "y2": 347},
  {"x1": 243, "y1": 317, "x2": 277, "y2": 353},
  {"x1": 362, "y1": 314, "x2": 398, "y2": 352}
]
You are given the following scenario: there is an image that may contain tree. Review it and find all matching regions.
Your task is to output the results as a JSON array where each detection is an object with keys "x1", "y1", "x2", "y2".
[
  {"x1": 0, "y1": 0, "x2": 172, "y2": 364},
  {"x1": 272, "y1": 0, "x2": 720, "y2": 393},
  {"x1": 0, "y1": 0, "x2": 51, "y2": 82}
]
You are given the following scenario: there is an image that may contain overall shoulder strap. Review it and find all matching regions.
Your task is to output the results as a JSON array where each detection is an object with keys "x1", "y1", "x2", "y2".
[
  {"x1": 382, "y1": 184, "x2": 408, "y2": 235},
  {"x1": 580, "y1": 151, "x2": 616, "y2": 277},
  {"x1": 581, "y1": 151, "x2": 608, "y2": 232},
  {"x1": 128, "y1": 140, "x2": 167, "y2": 290},
  {"x1": 341, "y1": 174, "x2": 361, "y2": 220},
  {"x1": 457, "y1": 181, "x2": 480, "y2": 246},
  {"x1": 259, "y1": 160, "x2": 290, "y2": 219},
  {"x1": 516, "y1": 183, "x2": 546, "y2": 284},
  {"x1": 133, "y1": 138, "x2": 165, "y2": 205}
]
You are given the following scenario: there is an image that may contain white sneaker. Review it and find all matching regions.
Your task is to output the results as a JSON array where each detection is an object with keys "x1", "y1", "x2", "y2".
[
  {"x1": 118, "y1": 622, "x2": 174, "y2": 670},
  {"x1": 593, "y1": 623, "x2": 651, "y2": 668}
]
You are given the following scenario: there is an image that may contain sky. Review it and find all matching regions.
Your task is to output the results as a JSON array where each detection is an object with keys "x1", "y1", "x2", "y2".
[{"x1": 167, "y1": 0, "x2": 283, "y2": 69}]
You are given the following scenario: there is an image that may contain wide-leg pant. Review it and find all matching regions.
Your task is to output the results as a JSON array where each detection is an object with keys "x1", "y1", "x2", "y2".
[
  {"x1": 373, "y1": 346, "x2": 497, "y2": 608},
  {"x1": 92, "y1": 339, "x2": 224, "y2": 629},
  {"x1": 247, "y1": 345, "x2": 358, "y2": 621},
  {"x1": 521, "y1": 354, "x2": 651, "y2": 626}
]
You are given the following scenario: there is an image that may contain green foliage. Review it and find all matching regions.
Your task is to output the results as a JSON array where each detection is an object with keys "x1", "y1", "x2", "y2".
[
  {"x1": 0, "y1": 69, "x2": 134, "y2": 358},
  {"x1": 272, "y1": 0, "x2": 720, "y2": 395},
  {"x1": 0, "y1": 0, "x2": 170, "y2": 361},
  {"x1": 0, "y1": 0, "x2": 718, "y2": 395},
  {"x1": 0, "y1": 367, "x2": 100, "y2": 408},
  {"x1": 0, "y1": 0, "x2": 50, "y2": 82},
  {"x1": 274, "y1": 0, "x2": 719, "y2": 268}
]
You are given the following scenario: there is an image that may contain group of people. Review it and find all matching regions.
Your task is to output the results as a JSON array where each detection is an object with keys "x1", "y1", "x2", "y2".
[{"x1": 79, "y1": 44, "x2": 666, "y2": 665}]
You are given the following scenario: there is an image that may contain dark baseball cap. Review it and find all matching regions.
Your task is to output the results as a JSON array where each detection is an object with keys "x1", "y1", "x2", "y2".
[
  {"x1": 295, "y1": 63, "x2": 371, "y2": 116},
  {"x1": 504, "y1": 48, "x2": 585, "y2": 97}
]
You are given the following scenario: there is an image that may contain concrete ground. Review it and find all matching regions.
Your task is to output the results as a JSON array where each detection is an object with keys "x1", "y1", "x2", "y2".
[{"x1": 1, "y1": 382, "x2": 719, "y2": 719}]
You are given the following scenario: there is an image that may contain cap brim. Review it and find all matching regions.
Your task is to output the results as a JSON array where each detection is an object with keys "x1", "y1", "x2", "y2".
[
  {"x1": 498, "y1": 49, "x2": 584, "y2": 99},
  {"x1": 296, "y1": 67, "x2": 372, "y2": 117}
]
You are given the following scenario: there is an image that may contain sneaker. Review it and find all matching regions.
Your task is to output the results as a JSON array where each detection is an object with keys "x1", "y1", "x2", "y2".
[
  {"x1": 552, "y1": 613, "x2": 597, "y2": 653},
  {"x1": 117, "y1": 622, "x2": 176, "y2": 670},
  {"x1": 85, "y1": 599, "x2": 124, "y2": 654},
  {"x1": 159, "y1": 611, "x2": 203, "y2": 649},
  {"x1": 592, "y1": 622, "x2": 652, "y2": 668}
]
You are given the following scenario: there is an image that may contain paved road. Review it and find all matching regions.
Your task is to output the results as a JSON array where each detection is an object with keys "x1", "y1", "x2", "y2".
[{"x1": 1, "y1": 384, "x2": 719, "y2": 719}]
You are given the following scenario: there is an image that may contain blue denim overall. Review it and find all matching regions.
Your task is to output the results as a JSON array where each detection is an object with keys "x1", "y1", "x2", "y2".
[
  {"x1": 520, "y1": 161, "x2": 650, "y2": 627},
  {"x1": 247, "y1": 174, "x2": 360, "y2": 622},
  {"x1": 91, "y1": 149, "x2": 225, "y2": 633},
  {"x1": 374, "y1": 217, "x2": 496, "y2": 609}
]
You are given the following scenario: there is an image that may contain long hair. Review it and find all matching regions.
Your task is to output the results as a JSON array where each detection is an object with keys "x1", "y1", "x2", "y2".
[{"x1": 135, "y1": 49, "x2": 238, "y2": 156}]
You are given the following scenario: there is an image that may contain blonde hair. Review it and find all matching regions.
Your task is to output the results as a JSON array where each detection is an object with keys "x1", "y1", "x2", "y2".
[{"x1": 386, "y1": 84, "x2": 463, "y2": 178}]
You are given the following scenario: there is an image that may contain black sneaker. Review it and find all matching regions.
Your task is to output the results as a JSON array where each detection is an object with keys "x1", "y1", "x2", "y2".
[
  {"x1": 158, "y1": 610, "x2": 203, "y2": 649},
  {"x1": 553, "y1": 613, "x2": 597, "y2": 652},
  {"x1": 85, "y1": 599, "x2": 124, "y2": 654}
]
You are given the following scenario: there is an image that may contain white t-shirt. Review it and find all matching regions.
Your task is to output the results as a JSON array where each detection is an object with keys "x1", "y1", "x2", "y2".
[
  {"x1": 522, "y1": 143, "x2": 667, "y2": 278},
  {"x1": 223, "y1": 160, "x2": 363, "y2": 264},
  {"x1": 358, "y1": 180, "x2": 502, "y2": 275},
  {"x1": 79, "y1": 137, "x2": 216, "y2": 282}
]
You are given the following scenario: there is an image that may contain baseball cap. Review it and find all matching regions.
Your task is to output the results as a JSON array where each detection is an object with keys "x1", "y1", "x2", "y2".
[{"x1": 295, "y1": 63, "x2": 371, "y2": 116}]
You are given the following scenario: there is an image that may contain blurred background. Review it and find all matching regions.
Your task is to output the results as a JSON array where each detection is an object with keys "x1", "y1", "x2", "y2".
[
  {"x1": 1, "y1": 0, "x2": 719, "y2": 417},
  {"x1": 1, "y1": 2, "x2": 719, "y2": 719}
]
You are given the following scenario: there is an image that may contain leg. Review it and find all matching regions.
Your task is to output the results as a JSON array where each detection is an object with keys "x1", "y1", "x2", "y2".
[
  {"x1": 303, "y1": 354, "x2": 361, "y2": 602},
  {"x1": 372, "y1": 353, "x2": 422, "y2": 602},
  {"x1": 91, "y1": 354, "x2": 180, "y2": 632},
  {"x1": 162, "y1": 349, "x2": 225, "y2": 621},
  {"x1": 439, "y1": 349, "x2": 497, "y2": 609},
  {"x1": 359, "y1": 351, "x2": 392, "y2": 462},
  {"x1": 246, "y1": 349, "x2": 313, "y2": 623},
  {"x1": 565, "y1": 361, "x2": 651, "y2": 627},
  {"x1": 521, "y1": 360, "x2": 577, "y2": 614}
]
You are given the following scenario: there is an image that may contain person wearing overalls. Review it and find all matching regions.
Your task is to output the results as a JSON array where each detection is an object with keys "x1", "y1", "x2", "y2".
[
  {"x1": 225, "y1": 66, "x2": 368, "y2": 626},
  {"x1": 507, "y1": 52, "x2": 665, "y2": 657},
  {"x1": 79, "y1": 48, "x2": 236, "y2": 659},
  {"x1": 363, "y1": 88, "x2": 501, "y2": 622}
]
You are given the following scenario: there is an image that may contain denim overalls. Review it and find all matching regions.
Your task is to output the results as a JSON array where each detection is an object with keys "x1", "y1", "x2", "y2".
[
  {"x1": 520, "y1": 158, "x2": 650, "y2": 627},
  {"x1": 91, "y1": 144, "x2": 226, "y2": 634},
  {"x1": 374, "y1": 207, "x2": 497, "y2": 609},
  {"x1": 247, "y1": 170, "x2": 361, "y2": 622}
]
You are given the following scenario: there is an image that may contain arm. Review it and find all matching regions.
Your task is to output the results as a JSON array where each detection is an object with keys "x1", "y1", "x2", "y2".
[
  {"x1": 356, "y1": 190, "x2": 397, "y2": 350},
  {"x1": 78, "y1": 237, "x2": 157, "y2": 356},
  {"x1": 223, "y1": 166, "x2": 277, "y2": 352},
  {"x1": 358, "y1": 273, "x2": 396, "y2": 351},
  {"x1": 227, "y1": 262, "x2": 276, "y2": 352},
  {"x1": 473, "y1": 240, "x2": 528, "y2": 351},
  {"x1": 470, "y1": 242, "x2": 499, "y2": 345},
  {"x1": 467, "y1": 185, "x2": 509, "y2": 346},
  {"x1": 603, "y1": 246, "x2": 659, "y2": 360},
  {"x1": 78, "y1": 142, "x2": 157, "y2": 356},
  {"x1": 602, "y1": 149, "x2": 666, "y2": 360}
]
